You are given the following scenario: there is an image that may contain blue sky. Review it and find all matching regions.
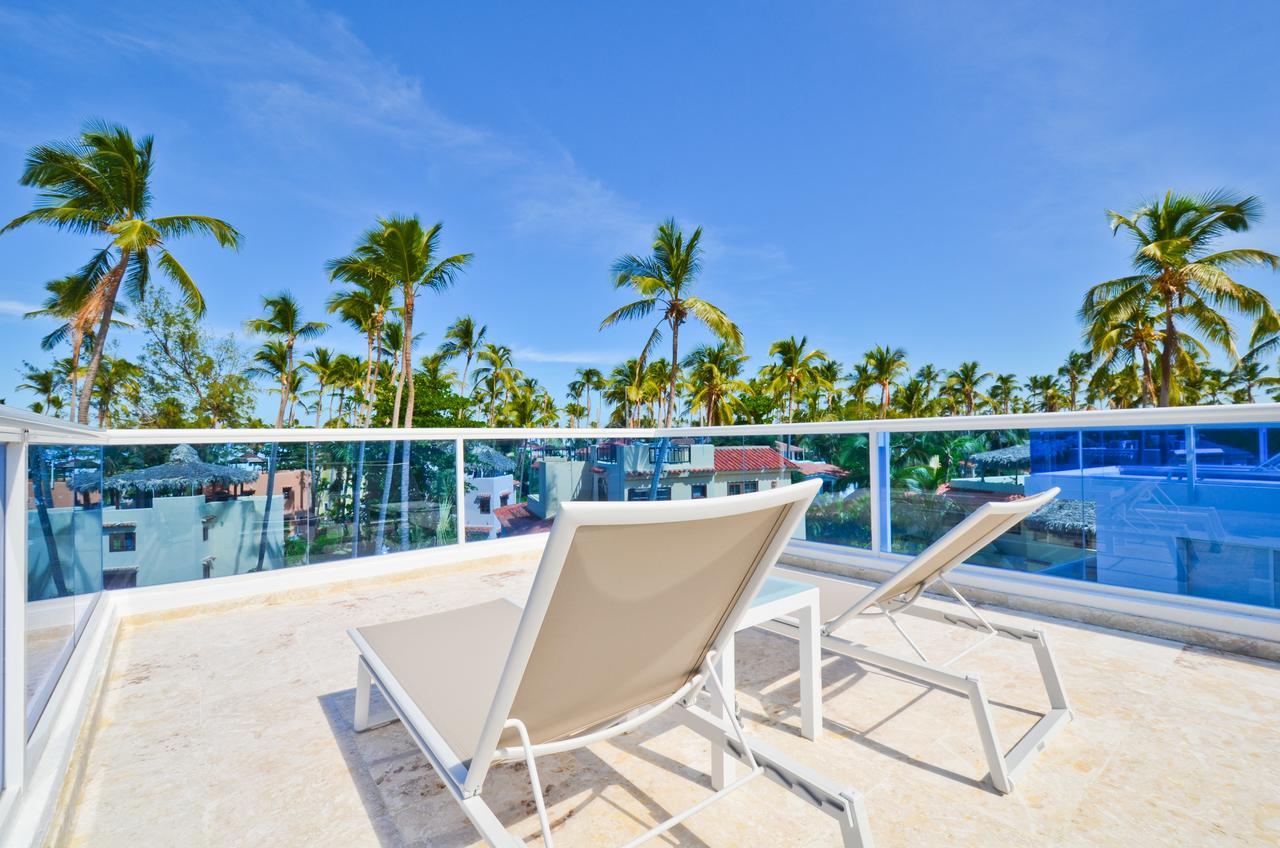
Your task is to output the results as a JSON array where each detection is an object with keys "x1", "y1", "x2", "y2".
[{"x1": 2, "y1": 1, "x2": 1280, "y2": 417}]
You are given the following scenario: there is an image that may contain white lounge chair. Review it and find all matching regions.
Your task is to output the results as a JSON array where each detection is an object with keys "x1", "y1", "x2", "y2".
[
  {"x1": 349, "y1": 479, "x2": 874, "y2": 848},
  {"x1": 763, "y1": 486, "x2": 1071, "y2": 794}
]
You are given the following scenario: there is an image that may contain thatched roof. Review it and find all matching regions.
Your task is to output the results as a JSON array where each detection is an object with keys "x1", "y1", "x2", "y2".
[
  {"x1": 465, "y1": 444, "x2": 517, "y2": 477},
  {"x1": 1024, "y1": 497, "x2": 1095, "y2": 534},
  {"x1": 970, "y1": 443, "x2": 1031, "y2": 469},
  {"x1": 88, "y1": 444, "x2": 259, "y2": 493}
]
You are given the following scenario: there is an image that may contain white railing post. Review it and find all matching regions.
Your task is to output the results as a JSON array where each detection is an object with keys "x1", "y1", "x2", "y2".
[
  {"x1": 2, "y1": 435, "x2": 29, "y2": 795},
  {"x1": 455, "y1": 438, "x2": 467, "y2": 546},
  {"x1": 868, "y1": 431, "x2": 890, "y2": 554}
]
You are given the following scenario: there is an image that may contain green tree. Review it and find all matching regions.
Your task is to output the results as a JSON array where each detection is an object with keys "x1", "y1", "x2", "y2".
[
  {"x1": 328, "y1": 216, "x2": 472, "y2": 428},
  {"x1": 245, "y1": 292, "x2": 326, "y2": 427},
  {"x1": 946, "y1": 361, "x2": 991, "y2": 416},
  {"x1": 602, "y1": 219, "x2": 742, "y2": 427},
  {"x1": 438, "y1": 316, "x2": 486, "y2": 416},
  {"x1": 684, "y1": 342, "x2": 748, "y2": 426},
  {"x1": 326, "y1": 273, "x2": 394, "y2": 424},
  {"x1": 134, "y1": 290, "x2": 255, "y2": 427},
  {"x1": 2, "y1": 121, "x2": 241, "y2": 423},
  {"x1": 1081, "y1": 190, "x2": 1279, "y2": 406},
  {"x1": 93, "y1": 354, "x2": 141, "y2": 427},
  {"x1": 863, "y1": 345, "x2": 910, "y2": 417},
  {"x1": 18, "y1": 363, "x2": 60, "y2": 414}
]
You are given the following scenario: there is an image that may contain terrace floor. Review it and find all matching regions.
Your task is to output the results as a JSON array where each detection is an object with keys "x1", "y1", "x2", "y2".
[{"x1": 52, "y1": 549, "x2": 1280, "y2": 847}]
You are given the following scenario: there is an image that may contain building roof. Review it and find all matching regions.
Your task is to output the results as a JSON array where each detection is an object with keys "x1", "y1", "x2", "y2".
[
  {"x1": 493, "y1": 502, "x2": 554, "y2": 534},
  {"x1": 792, "y1": 460, "x2": 847, "y2": 478},
  {"x1": 712, "y1": 446, "x2": 796, "y2": 472},
  {"x1": 85, "y1": 444, "x2": 258, "y2": 493}
]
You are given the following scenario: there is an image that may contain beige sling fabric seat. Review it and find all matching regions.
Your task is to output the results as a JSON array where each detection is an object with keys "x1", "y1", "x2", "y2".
[
  {"x1": 764, "y1": 486, "x2": 1072, "y2": 795},
  {"x1": 349, "y1": 480, "x2": 874, "y2": 848}
]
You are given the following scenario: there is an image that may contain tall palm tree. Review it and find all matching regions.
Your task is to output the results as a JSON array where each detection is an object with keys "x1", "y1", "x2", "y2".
[
  {"x1": 438, "y1": 316, "x2": 486, "y2": 415},
  {"x1": 246, "y1": 292, "x2": 327, "y2": 427},
  {"x1": 1024, "y1": 375, "x2": 1064, "y2": 412},
  {"x1": 25, "y1": 270, "x2": 130, "y2": 414},
  {"x1": 92, "y1": 355, "x2": 141, "y2": 427},
  {"x1": 1, "y1": 121, "x2": 241, "y2": 423},
  {"x1": 604, "y1": 359, "x2": 648, "y2": 427},
  {"x1": 1081, "y1": 190, "x2": 1280, "y2": 406},
  {"x1": 327, "y1": 216, "x2": 472, "y2": 429},
  {"x1": 247, "y1": 341, "x2": 299, "y2": 422},
  {"x1": 472, "y1": 343, "x2": 517, "y2": 425},
  {"x1": 946, "y1": 361, "x2": 992, "y2": 416},
  {"x1": 1057, "y1": 351, "x2": 1093, "y2": 410},
  {"x1": 303, "y1": 347, "x2": 337, "y2": 427},
  {"x1": 684, "y1": 342, "x2": 748, "y2": 426},
  {"x1": 1089, "y1": 308, "x2": 1167, "y2": 406},
  {"x1": 328, "y1": 353, "x2": 365, "y2": 425},
  {"x1": 419, "y1": 350, "x2": 458, "y2": 385},
  {"x1": 573, "y1": 367, "x2": 605, "y2": 426},
  {"x1": 987, "y1": 373, "x2": 1020, "y2": 414},
  {"x1": 766, "y1": 336, "x2": 831, "y2": 423},
  {"x1": 602, "y1": 219, "x2": 741, "y2": 427},
  {"x1": 893, "y1": 378, "x2": 937, "y2": 418},
  {"x1": 863, "y1": 345, "x2": 910, "y2": 417},
  {"x1": 326, "y1": 273, "x2": 395, "y2": 424}
]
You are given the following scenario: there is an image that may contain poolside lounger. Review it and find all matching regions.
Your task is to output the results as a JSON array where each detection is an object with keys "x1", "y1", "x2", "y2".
[
  {"x1": 762, "y1": 486, "x2": 1071, "y2": 795},
  {"x1": 349, "y1": 479, "x2": 874, "y2": 848}
]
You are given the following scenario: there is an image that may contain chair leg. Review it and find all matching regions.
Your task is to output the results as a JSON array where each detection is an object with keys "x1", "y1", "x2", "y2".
[
  {"x1": 710, "y1": 636, "x2": 737, "y2": 790},
  {"x1": 798, "y1": 596, "x2": 822, "y2": 741},
  {"x1": 354, "y1": 658, "x2": 372, "y2": 732}
]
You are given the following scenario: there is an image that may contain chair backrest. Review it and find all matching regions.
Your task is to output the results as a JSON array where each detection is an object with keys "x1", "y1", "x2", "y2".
[
  {"x1": 825, "y1": 486, "x2": 1060, "y2": 630},
  {"x1": 465, "y1": 479, "x2": 822, "y2": 787}
]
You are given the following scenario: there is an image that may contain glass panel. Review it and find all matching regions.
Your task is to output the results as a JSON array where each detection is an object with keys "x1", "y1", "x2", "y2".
[
  {"x1": 462, "y1": 438, "x2": 638, "y2": 538},
  {"x1": 887, "y1": 429, "x2": 1090, "y2": 576},
  {"x1": 26, "y1": 443, "x2": 103, "y2": 733},
  {"x1": 96, "y1": 440, "x2": 456, "y2": 586}
]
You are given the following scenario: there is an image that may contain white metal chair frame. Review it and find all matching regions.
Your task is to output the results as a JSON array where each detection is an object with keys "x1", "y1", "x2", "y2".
[
  {"x1": 763, "y1": 486, "x2": 1072, "y2": 795},
  {"x1": 351, "y1": 481, "x2": 875, "y2": 848}
]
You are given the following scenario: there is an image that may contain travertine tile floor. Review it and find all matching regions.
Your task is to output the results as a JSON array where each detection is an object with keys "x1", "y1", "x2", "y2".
[{"x1": 54, "y1": 554, "x2": 1280, "y2": 847}]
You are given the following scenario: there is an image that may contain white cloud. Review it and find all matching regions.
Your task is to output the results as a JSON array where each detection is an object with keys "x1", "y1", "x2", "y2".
[
  {"x1": 514, "y1": 347, "x2": 628, "y2": 365},
  {"x1": 0, "y1": 299, "x2": 38, "y2": 318}
]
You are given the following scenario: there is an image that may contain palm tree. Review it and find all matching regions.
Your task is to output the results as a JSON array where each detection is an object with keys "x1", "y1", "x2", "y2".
[
  {"x1": 563, "y1": 401, "x2": 588, "y2": 427},
  {"x1": 1089, "y1": 308, "x2": 1166, "y2": 406},
  {"x1": 303, "y1": 347, "x2": 337, "y2": 427},
  {"x1": 1058, "y1": 351, "x2": 1092, "y2": 410},
  {"x1": 245, "y1": 292, "x2": 327, "y2": 428},
  {"x1": 946, "y1": 361, "x2": 991, "y2": 416},
  {"x1": 573, "y1": 367, "x2": 605, "y2": 426},
  {"x1": 987, "y1": 373, "x2": 1020, "y2": 414},
  {"x1": 418, "y1": 350, "x2": 458, "y2": 385},
  {"x1": 602, "y1": 219, "x2": 741, "y2": 427},
  {"x1": 893, "y1": 378, "x2": 937, "y2": 418},
  {"x1": 864, "y1": 345, "x2": 910, "y2": 417},
  {"x1": 92, "y1": 355, "x2": 141, "y2": 427},
  {"x1": 1024, "y1": 375, "x2": 1064, "y2": 412},
  {"x1": 472, "y1": 343, "x2": 517, "y2": 425},
  {"x1": 604, "y1": 359, "x2": 647, "y2": 427},
  {"x1": 326, "y1": 273, "x2": 395, "y2": 424},
  {"x1": 328, "y1": 354, "x2": 365, "y2": 425},
  {"x1": 1, "y1": 121, "x2": 241, "y2": 424},
  {"x1": 766, "y1": 336, "x2": 831, "y2": 423},
  {"x1": 684, "y1": 342, "x2": 749, "y2": 426},
  {"x1": 18, "y1": 363, "x2": 60, "y2": 414},
  {"x1": 327, "y1": 216, "x2": 472, "y2": 429},
  {"x1": 1226, "y1": 356, "x2": 1270, "y2": 403},
  {"x1": 25, "y1": 270, "x2": 131, "y2": 414},
  {"x1": 247, "y1": 341, "x2": 293, "y2": 410},
  {"x1": 439, "y1": 316, "x2": 486, "y2": 415},
  {"x1": 1081, "y1": 190, "x2": 1280, "y2": 406}
]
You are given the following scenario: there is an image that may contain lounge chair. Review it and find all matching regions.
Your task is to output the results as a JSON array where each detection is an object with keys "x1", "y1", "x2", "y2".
[
  {"x1": 763, "y1": 486, "x2": 1071, "y2": 794},
  {"x1": 349, "y1": 479, "x2": 874, "y2": 847}
]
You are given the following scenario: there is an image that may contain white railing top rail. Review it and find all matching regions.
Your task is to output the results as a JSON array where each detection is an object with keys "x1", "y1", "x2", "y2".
[{"x1": 4, "y1": 402, "x2": 1280, "y2": 445}]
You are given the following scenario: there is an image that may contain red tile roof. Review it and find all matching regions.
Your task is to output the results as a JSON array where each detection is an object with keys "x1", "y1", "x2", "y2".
[
  {"x1": 493, "y1": 502, "x2": 554, "y2": 534},
  {"x1": 712, "y1": 447, "x2": 796, "y2": 472}
]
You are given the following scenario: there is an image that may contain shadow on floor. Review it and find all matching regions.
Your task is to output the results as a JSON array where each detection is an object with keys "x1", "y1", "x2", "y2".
[{"x1": 317, "y1": 687, "x2": 712, "y2": 847}]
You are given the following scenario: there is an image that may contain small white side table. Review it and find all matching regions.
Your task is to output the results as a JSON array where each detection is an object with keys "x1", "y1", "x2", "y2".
[{"x1": 711, "y1": 573, "x2": 822, "y2": 789}]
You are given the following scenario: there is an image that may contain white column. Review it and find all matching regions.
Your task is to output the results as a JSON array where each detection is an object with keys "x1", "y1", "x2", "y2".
[{"x1": 2, "y1": 437, "x2": 29, "y2": 794}]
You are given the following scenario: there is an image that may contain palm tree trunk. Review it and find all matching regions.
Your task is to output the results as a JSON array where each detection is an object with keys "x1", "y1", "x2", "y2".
[
  {"x1": 401, "y1": 287, "x2": 416, "y2": 428},
  {"x1": 457, "y1": 354, "x2": 472, "y2": 420},
  {"x1": 398, "y1": 439, "x2": 411, "y2": 548},
  {"x1": 67, "y1": 329, "x2": 83, "y2": 418},
  {"x1": 315, "y1": 387, "x2": 325, "y2": 427},
  {"x1": 1159, "y1": 311, "x2": 1177, "y2": 407},
  {"x1": 666, "y1": 323, "x2": 679, "y2": 428},
  {"x1": 375, "y1": 439, "x2": 397, "y2": 552},
  {"x1": 351, "y1": 440, "x2": 365, "y2": 557},
  {"x1": 31, "y1": 448, "x2": 69, "y2": 596},
  {"x1": 77, "y1": 249, "x2": 130, "y2": 425}
]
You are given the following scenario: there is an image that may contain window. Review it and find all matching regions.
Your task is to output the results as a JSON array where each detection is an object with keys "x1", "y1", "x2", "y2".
[
  {"x1": 691, "y1": 484, "x2": 708, "y2": 499},
  {"x1": 500, "y1": 493, "x2": 510, "y2": 507},
  {"x1": 478, "y1": 494, "x2": 492, "y2": 515},
  {"x1": 727, "y1": 482, "x2": 743, "y2": 496},
  {"x1": 649, "y1": 445, "x2": 692, "y2": 464},
  {"x1": 744, "y1": 481, "x2": 760, "y2": 494},
  {"x1": 627, "y1": 487, "x2": 672, "y2": 501},
  {"x1": 107, "y1": 530, "x2": 136, "y2": 553}
]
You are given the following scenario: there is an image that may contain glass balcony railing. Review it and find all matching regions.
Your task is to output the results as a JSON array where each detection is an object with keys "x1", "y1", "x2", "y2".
[{"x1": 12, "y1": 408, "x2": 1280, "y2": 744}]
